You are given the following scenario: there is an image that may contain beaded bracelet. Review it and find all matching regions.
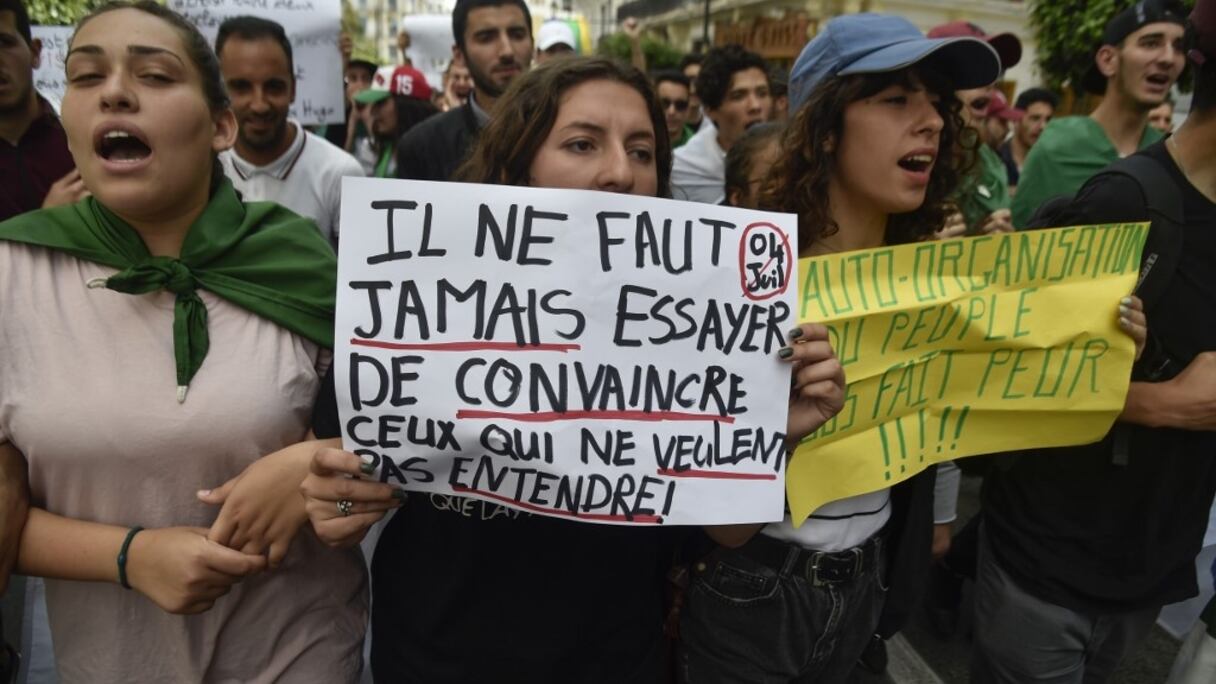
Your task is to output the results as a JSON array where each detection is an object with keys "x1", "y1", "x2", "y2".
[{"x1": 117, "y1": 526, "x2": 144, "y2": 590}]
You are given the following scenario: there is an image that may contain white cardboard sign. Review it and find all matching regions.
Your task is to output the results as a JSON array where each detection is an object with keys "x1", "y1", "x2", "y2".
[
  {"x1": 336, "y1": 178, "x2": 798, "y2": 526},
  {"x1": 32, "y1": 25, "x2": 74, "y2": 112},
  {"x1": 168, "y1": 0, "x2": 344, "y2": 125}
]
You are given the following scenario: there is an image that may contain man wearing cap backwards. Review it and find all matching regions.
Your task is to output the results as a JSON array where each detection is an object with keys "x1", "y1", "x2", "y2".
[
  {"x1": 216, "y1": 16, "x2": 365, "y2": 250},
  {"x1": 677, "y1": 15, "x2": 1000, "y2": 682},
  {"x1": 929, "y1": 21, "x2": 1020, "y2": 237},
  {"x1": 1011, "y1": 0, "x2": 1187, "y2": 228},
  {"x1": 974, "y1": 1, "x2": 1216, "y2": 681},
  {"x1": 395, "y1": 0, "x2": 533, "y2": 182},
  {"x1": 535, "y1": 20, "x2": 575, "y2": 64}
]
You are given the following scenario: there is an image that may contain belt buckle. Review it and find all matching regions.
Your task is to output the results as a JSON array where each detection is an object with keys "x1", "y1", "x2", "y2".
[
  {"x1": 808, "y1": 547, "x2": 864, "y2": 586},
  {"x1": 808, "y1": 551, "x2": 826, "y2": 587}
]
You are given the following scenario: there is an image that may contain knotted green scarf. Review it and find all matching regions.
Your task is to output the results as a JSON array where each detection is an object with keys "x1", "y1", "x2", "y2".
[{"x1": 0, "y1": 178, "x2": 336, "y2": 401}]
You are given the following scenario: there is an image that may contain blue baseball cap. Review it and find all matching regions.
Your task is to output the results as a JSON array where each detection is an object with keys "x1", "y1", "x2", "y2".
[{"x1": 789, "y1": 13, "x2": 1001, "y2": 112}]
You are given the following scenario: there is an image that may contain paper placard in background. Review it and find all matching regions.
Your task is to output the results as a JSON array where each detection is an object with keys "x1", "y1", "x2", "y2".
[
  {"x1": 336, "y1": 178, "x2": 799, "y2": 526},
  {"x1": 401, "y1": 15, "x2": 452, "y2": 92},
  {"x1": 32, "y1": 25, "x2": 74, "y2": 112},
  {"x1": 169, "y1": 0, "x2": 344, "y2": 125}
]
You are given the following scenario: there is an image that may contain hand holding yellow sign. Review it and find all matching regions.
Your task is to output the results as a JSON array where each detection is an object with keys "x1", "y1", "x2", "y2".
[{"x1": 788, "y1": 223, "x2": 1150, "y2": 524}]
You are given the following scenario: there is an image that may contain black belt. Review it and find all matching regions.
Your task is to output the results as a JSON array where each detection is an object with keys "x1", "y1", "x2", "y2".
[{"x1": 733, "y1": 531, "x2": 884, "y2": 587}]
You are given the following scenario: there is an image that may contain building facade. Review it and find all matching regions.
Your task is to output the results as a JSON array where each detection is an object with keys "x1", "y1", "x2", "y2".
[
  {"x1": 356, "y1": 0, "x2": 456, "y2": 62},
  {"x1": 618, "y1": 0, "x2": 1039, "y2": 92}
]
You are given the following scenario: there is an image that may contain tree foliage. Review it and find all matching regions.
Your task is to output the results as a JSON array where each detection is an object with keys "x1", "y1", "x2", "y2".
[
  {"x1": 26, "y1": 0, "x2": 101, "y2": 25},
  {"x1": 597, "y1": 32, "x2": 682, "y2": 71},
  {"x1": 340, "y1": 0, "x2": 379, "y2": 63},
  {"x1": 1029, "y1": 0, "x2": 1193, "y2": 94}
]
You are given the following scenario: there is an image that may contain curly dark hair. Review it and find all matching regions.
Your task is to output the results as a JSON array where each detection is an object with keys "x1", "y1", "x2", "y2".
[
  {"x1": 695, "y1": 44, "x2": 769, "y2": 110},
  {"x1": 455, "y1": 56, "x2": 672, "y2": 197},
  {"x1": 761, "y1": 66, "x2": 978, "y2": 251}
]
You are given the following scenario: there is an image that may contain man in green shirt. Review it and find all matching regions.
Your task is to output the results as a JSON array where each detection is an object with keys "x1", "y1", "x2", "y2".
[{"x1": 1012, "y1": 0, "x2": 1187, "y2": 228}]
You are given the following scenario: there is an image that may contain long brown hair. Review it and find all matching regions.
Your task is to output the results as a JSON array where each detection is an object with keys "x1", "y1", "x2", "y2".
[
  {"x1": 455, "y1": 57, "x2": 672, "y2": 197},
  {"x1": 761, "y1": 66, "x2": 978, "y2": 249}
]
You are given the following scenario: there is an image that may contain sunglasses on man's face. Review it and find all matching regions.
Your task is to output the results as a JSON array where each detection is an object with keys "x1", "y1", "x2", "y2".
[{"x1": 661, "y1": 98, "x2": 690, "y2": 112}]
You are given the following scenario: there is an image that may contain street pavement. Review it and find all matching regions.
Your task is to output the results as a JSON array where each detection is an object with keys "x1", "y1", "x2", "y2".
[{"x1": 860, "y1": 474, "x2": 1184, "y2": 684}]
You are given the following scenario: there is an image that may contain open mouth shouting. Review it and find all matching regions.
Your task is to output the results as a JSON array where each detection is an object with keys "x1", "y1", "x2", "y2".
[
  {"x1": 94, "y1": 123, "x2": 153, "y2": 172},
  {"x1": 1144, "y1": 72, "x2": 1173, "y2": 94},
  {"x1": 897, "y1": 148, "x2": 936, "y2": 182}
]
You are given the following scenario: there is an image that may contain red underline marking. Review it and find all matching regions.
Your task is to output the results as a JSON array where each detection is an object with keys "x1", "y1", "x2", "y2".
[
  {"x1": 350, "y1": 338, "x2": 581, "y2": 352},
  {"x1": 452, "y1": 485, "x2": 663, "y2": 524},
  {"x1": 657, "y1": 468, "x2": 778, "y2": 481},
  {"x1": 454, "y1": 409, "x2": 736, "y2": 423}
]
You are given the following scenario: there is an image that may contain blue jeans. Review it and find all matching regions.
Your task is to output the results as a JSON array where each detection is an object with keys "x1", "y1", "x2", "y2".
[{"x1": 678, "y1": 535, "x2": 887, "y2": 683}]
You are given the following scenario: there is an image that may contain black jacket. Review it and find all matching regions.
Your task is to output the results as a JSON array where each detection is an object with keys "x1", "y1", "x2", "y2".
[{"x1": 395, "y1": 100, "x2": 482, "y2": 182}]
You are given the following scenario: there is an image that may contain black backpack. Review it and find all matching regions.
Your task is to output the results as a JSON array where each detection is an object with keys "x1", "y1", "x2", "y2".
[
  {"x1": 1028, "y1": 153, "x2": 1186, "y2": 380},
  {"x1": 1027, "y1": 153, "x2": 1187, "y2": 465}
]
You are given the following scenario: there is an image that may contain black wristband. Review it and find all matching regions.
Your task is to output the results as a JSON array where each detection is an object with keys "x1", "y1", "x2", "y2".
[{"x1": 117, "y1": 526, "x2": 144, "y2": 590}]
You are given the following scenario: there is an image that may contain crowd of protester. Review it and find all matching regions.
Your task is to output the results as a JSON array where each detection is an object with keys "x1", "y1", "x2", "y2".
[{"x1": 0, "y1": 0, "x2": 1214, "y2": 682}]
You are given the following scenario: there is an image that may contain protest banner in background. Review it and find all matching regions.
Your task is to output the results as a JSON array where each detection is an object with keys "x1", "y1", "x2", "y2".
[
  {"x1": 788, "y1": 223, "x2": 1150, "y2": 524},
  {"x1": 401, "y1": 15, "x2": 452, "y2": 92},
  {"x1": 169, "y1": 0, "x2": 344, "y2": 125},
  {"x1": 336, "y1": 178, "x2": 799, "y2": 526},
  {"x1": 31, "y1": 25, "x2": 74, "y2": 112}
]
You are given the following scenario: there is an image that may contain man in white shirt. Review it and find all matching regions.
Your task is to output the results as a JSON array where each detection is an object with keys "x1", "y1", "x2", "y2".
[
  {"x1": 215, "y1": 16, "x2": 364, "y2": 249},
  {"x1": 671, "y1": 44, "x2": 772, "y2": 204}
]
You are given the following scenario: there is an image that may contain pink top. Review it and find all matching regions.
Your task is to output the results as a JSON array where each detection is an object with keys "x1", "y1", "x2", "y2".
[{"x1": 0, "y1": 241, "x2": 367, "y2": 683}]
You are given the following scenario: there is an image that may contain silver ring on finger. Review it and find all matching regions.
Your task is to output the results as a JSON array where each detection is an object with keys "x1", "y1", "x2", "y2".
[{"x1": 336, "y1": 499, "x2": 354, "y2": 517}]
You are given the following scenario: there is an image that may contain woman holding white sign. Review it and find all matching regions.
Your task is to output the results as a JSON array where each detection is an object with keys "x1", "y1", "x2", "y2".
[
  {"x1": 0, "y1": 2, "x2": 365, "y2": 682},
  {"x1": 676, "y1": 14, "x2": 1003, "y2": 683},
  {"x1": 300, "y1": 56, "x2": 846, "y2": 683}
]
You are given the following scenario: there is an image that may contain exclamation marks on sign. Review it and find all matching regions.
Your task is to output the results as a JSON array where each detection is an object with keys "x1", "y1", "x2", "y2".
[
  {"x1": 935, "y1": 405, "x2": 972, "y2": 452},
  {"x1": 951, "y1": 407, "x2": 970, "y2": 451},
  {"x1": 917, "y1": 408, "x2": 927, "y2": 462},
  {"x1": 880, "y1": 406, "x2": 974, "y2": 482},
  {"x1": 879, "y1": 421, "x2": 892, "y2": 481},
  {"x1": 895, "y1": 416, "x2": 907, "y2": 475},
  {"x1": 937, "y1": 406, "x2": 951, "y2": 453}
]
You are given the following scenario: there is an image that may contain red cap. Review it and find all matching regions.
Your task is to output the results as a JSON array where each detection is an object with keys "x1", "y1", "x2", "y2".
[
  {"x1": 986, "y1": 90, "x2": 1024, "y2": 121},
  {"x1": 927, "y1": 20, "x2": 1022, "y2": 70},
  {"x1": 355, "y1": 65, "x2": 434, "y2": 104}
]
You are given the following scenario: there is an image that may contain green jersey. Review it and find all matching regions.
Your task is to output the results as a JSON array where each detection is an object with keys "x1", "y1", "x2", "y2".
[
  {"x1": 957, "y1": 143, "x2": 1012, "y2": 231},
  {"x1": 1012, "y1": 116, "x2": 1163, "y2": 228},
  {"x1": 674, "y1": 124, "x2": 696, "y2": 149}
]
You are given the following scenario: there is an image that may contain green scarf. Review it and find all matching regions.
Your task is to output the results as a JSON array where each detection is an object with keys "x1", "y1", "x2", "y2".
[{"x1": 0, "y1": 178, "x2": 336, "y2": 401}]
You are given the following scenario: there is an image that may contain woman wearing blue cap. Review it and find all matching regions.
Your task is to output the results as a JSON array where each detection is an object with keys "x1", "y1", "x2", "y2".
[{"x1": 676, "y1": 14, "x2": 1002, "y2": 683}]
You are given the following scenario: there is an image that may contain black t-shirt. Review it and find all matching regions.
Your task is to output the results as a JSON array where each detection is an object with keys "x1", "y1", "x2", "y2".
[
  {"x1": 982, "y1": 141, "x2": 1216, "y2": 613},
  {"x1": 313, "y1": 372, "x2": 676, "y2": 684}
]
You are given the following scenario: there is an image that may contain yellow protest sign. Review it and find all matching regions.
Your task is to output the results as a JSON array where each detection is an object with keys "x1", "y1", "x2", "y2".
[{"x1": 789, "y1": 223, "x2": 1150, "y2": 524}]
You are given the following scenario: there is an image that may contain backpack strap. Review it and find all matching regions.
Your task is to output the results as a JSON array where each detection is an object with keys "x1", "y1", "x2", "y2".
[
  {"x1": 1080, "y1": 153, "x2": 1185, "y2": 311},
  {"x1": 1079, "y1": 154, "x2": 1186, "y2": 466}
]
